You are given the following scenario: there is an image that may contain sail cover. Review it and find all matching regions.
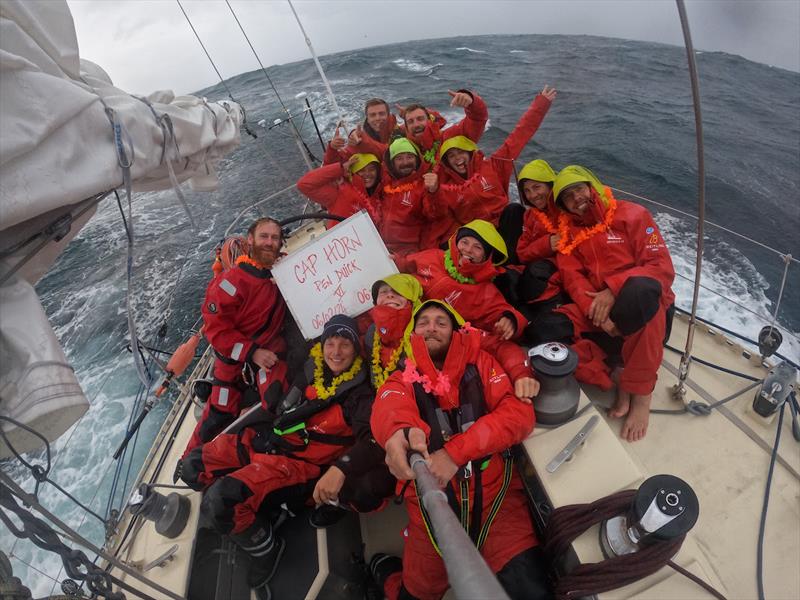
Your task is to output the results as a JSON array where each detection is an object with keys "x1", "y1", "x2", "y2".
[{"x1": 0, "y1": 0, "x2": 243, "y2": 457}]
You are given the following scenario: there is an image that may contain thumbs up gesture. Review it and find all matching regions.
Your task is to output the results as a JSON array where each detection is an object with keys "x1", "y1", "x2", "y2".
[
  {"x1": 448, "y1": 90, "x2": 473, "y2": 108},
  {"x1": 331, "y1": 123, "x2": 346, "y2": 150}
]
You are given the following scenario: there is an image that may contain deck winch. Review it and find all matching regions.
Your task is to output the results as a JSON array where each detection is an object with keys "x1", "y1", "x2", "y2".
[
  {"x1": 128, "y1": 483, "x2": 190, "y2": 539},
  {"x1": 600, "y1": 475, "x2": 699, "y2": 558},
  {"x1": 527, "y1": 343, "x2": 580, "y2": 425}
]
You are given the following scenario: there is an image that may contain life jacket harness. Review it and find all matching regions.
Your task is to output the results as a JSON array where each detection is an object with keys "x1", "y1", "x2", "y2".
[
  {"x1": 411, "y1": 363, "x2": 513, "y2": 555},
  {"x1": 241, "y1": 369, "x2": 364, "y2": 462}
]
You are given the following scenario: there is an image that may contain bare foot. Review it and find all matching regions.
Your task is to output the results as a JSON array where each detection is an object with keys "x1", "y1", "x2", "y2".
[
  {"x1": 609, "y1": 385, "x2": 631, "y2": 418},
  {"x1": 620, "y1": 394, "x2": 651, "y2": 442}
]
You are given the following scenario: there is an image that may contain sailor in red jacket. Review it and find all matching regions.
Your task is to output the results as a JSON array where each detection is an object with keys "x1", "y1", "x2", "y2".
[
  {"x1": 554, "y1": 166, "x2": 675, "y2": 442},
  {"x1": 351, "y1": 90, "x2": 488, "y2": 169},
  {"x1": 401, "y1": 220, "x2": 528, "y2": 340},
  {"x1": 183, "y1": 217, "x2": 288, "y2": 456},
  {"x1": 181, "y1": 315, "x2": 393, "y2": 590},
  {"x1": 368, "y1": 300, "x2": 549, "y2": 600},
  {"x1": 367, "y1": 273, "x2": 540, "y2": 400},
  {"x1": 510, "y1": 159, "x2": 575, "y2": 345},
  {"x1": 378, "y1": 138, "x2": 438, "y2": 256},
  {"x1": 422, "y1": 85, "x2": 557, "y2": 249},
  {"x1": 296, "y1": 153, "x2": 382, "y2": 228}
]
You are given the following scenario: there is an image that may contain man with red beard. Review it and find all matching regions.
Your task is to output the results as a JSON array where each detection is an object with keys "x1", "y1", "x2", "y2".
[
  {"x1": 401, "y1": 220, "x2": 527, "y2": 340},
  {"x1": 368, "y1": 301, "x2": 549, "y2": 600},
  {"x1": 367, "y1": 274, "x2": 539, "y2": 400},
  {"x1": 297, "y1": 153, "x2": 382, "y2": 229},
  {"x1": 183, "y1": 217, "x2": 288, "y2": 455},
  {"x1": 422, "y1": 85, "x2": 557, "y2": 249},
  {"x1": 378, "y1": 138, "x2": 438, "y2": 256},
  {"x1": 553, "y1": 166, "x2": 675, "y2": 442},
  {"x1": 351, "y1": 90, "x2": 488, "y2": 169}
]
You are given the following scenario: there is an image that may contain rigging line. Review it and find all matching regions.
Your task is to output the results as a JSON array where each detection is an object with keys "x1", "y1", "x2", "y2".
[
  {"x1": 287, "y1": 0, "x2": 350, "y2": 130},
  {"x1": 176, "y1": 0, "x2": 237, "y2": 102},
  {"x1": 675, "y1": 0, "x2": 706, "y2": 398},
  {"x1": 672, "y1": 273, "x2": 800, "y2": 345},
  {"x1": 610, "y1": 186, "x2": 799, "y2": 265}
]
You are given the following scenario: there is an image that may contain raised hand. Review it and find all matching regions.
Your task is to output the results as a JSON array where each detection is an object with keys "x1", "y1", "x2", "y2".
[
  {"x1": 541, "y1": 85, "x2": 557, "y2": 102},
  {"x1": 330, "y1": 123, "x2": 346, "y2": 150},
  {"x1": 448, "y1": 90, "x2": 473, "y2": 108},
  {"x1": 348, "y1": 123, "x2": 363, "y2": 146},
  {"x1": 423, "y1": 172, "x2": 439, "y2": 193}
]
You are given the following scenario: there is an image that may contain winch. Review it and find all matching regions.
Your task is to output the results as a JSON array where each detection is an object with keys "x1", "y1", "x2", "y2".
[
  {"x1": 600, "y1": 474, "x2": 699, "y2": 558},
  {"x1": 128, "y1": 483, "x2": 190, "y2": 539},
  {"x1": 528, "y1": 342, "x2": 580, "y2": 425}
]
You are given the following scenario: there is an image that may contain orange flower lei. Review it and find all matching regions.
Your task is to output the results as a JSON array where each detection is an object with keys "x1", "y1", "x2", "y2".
[
  {"x1": 236, "y1": 255, "x2": 268, "y2": 269},
  {"x1": 555, "y1": 196, "x2": 617, "y2": 255},
  {"x1": 439, "y1": 172, "x2": 481, "y2": 192},
  {"x1": 383, "y1": 181, "x2": 418, "y2": 194},
  {"x1": 531, "y1": 209, "x2": 559, "y2": 235}
]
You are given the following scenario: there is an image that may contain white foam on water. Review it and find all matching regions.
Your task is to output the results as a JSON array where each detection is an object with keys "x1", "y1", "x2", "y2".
[
  {"x1": 510, "y1": 50, "x2": 529, "y2": 54},
  {"x1": 656, "y1": 212, "x2": 800, "y2": 363},
  {"x1": 456, "y1": 47, "x2": 487, "y2": 54},
  {"x1": 391, "y1": 58, "x2": 443, "y2": 75}
]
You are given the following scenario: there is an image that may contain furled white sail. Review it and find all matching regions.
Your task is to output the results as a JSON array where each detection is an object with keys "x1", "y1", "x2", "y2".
[{"x1": 0, "y1": 0, "x2": 243, "y2": 457}]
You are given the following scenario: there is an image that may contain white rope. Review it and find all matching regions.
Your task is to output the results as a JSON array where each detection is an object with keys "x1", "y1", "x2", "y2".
[{"x1": 286, "y1": 0, "x2": 351, "y2": 131}]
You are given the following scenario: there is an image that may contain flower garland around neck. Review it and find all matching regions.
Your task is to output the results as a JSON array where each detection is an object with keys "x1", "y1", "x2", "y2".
[
  {"x1": 531, "y1": 208, "x2": 559, "y2": 235},
  {"x1": 443, "y1": 248, "x2": 476, "y2": 284},
  {"x1": 383, "y1": 181, "x2": 418, "y2": 194},
  {"x1": 371, "y1": 330, "x2": 403, "y2": 388},
  {"x1": 556, "y1": 196, "x2": 617, "y2": 255},
  {"x1": 236, "y1": 255, "x2": 268, "y2": 269},
  {"x1": 307, "y1": 343, "x2": 363, "y2": 400},
  {"x1": 401, "y1": 359, "x2": 451, "y2": 397},
  {"x1": 440, "y1": 171, "x2": 481, "y2": 192}
]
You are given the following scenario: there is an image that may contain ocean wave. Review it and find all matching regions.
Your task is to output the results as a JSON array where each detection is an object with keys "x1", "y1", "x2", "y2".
[
  {"x1": 391, "y1": 58, "x2": 443, "y2": 75},
  {"x1": 509, "y1": 50, "x2": 529, "y2": 54},
  {"x1": 456, "y1": 47, "x2": 487, "y2": 54}
]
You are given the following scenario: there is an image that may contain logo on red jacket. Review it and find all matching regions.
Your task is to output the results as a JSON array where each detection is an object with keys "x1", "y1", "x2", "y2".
[
  {"x1": 606, "y1": 229, "x2": 624, "y2": 244},
  {"x1": 207, "y1": 302, "x2": 217, "y2": 313}
]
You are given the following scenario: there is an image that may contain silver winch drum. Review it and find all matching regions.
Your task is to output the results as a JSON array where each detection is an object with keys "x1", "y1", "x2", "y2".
[
  {"x1": 600, "y1": 474, "x2": 700, "y2": 558},
  {"x1": 528, "y1": 342, "x2": 580, "y2": 425}
]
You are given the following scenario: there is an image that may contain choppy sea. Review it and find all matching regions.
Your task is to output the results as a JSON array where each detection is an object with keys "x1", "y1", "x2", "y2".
[{"x1": 5, "y1": 33, "x2": 799, "y2": 595}]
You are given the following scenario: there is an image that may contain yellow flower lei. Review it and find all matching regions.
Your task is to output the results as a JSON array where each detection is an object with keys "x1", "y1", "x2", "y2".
[
  {"x1": 309, "y1": 342, "x2": 363, "y2": 400},
  {"x1": 371, "y1": 329, "x2": 403, "y2": 388}
]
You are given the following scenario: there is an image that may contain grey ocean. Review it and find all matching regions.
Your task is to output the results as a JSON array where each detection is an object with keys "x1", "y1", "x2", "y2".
[{"x1": 4, "y1": 34, "x2": 799, "y2": 594}]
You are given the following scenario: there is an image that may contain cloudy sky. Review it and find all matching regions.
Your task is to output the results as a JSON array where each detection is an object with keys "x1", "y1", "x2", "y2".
[{"x1": 66, "y1": 0, "x2": 800, "y2": 95}]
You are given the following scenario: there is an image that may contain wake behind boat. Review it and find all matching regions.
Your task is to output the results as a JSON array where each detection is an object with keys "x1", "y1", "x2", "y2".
[{"x1": 1, "y1": 1, "x2": 798, "y2": 599}]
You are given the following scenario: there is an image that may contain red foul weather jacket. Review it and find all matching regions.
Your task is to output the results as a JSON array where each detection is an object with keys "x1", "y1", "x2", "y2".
[
  {"x1": 516, "y1": 198, "x2": 560, "y2": 264},
  {"x1": 353, "y1": 91, "x2": 488, "y2": 161},
  {"x1": 378, "y1": 152, "x2": 436, "y2": 256},
  {"x1": 202, "y1": 261, "x2": 287, "y2": 367},
  {"x1": 557, "y1": 190, "x2": 675, "y2": 394},
  {"x1": 556, "y1": 191, "x2": 675, "y2": 316},
  {"x1": 370, "y1": 331, "x2": 537, "y2": 597},
  {"x1": 366, "y1": 305, "x2": 532, "y2": 386},
  {"x1": 423, "y1": 93, "x2": 553, "y2": 249},
  {"x1": 296, "y1": 161, "x2": 382, "y2": 229},
  {"x1": 402, "y1": 238, "x2": 528, "y2": 337}
]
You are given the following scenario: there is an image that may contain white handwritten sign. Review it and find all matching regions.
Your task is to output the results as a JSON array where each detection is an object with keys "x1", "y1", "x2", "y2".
[{"x1": 273, "y1": 211, "x2": 398, "y2": 339}]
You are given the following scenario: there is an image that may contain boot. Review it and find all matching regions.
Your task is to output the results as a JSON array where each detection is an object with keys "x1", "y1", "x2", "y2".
[
  {"x1": 230, "y1": 518, "x2": 286, "y2": 589},
  {"x1": 309, "y1": 503, "x2": 348, "y2": 529}
]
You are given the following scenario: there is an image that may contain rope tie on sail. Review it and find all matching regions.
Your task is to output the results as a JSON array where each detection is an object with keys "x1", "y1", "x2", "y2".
[{"x1": 133, "y1": 95, "x2": 196, "y2": 228}]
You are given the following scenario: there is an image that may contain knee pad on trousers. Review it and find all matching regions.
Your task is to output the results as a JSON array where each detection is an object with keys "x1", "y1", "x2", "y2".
[
  {"x1": 519, "y1": 260, "x2": 558, "y2": 303},
  {"x1": 610, "y1": 276, "x2": 662, "y2": 336},
  {"x1": 180, "y1": 446, "x2": 207, "y2": 491},
  {"x1": 524, "y1": 311, "x2": 574, "y2": 347},
  {"x1": 495, "y1": 269, "x2": 522, "y2": 307},
  {"x1": 498, "y1": 203, "x2": 527, "y2": 265},
  {"x1": 341, "y1": 466, "x2": 396, "y2": 512},
  {"x1": 201, "y1": 476, "x2": 255, "y2": 535},
  {"x1": 496, "y1": 546, "x2": 553, "y2": 600},
  {"x1": 199, "y1": 406, "x2": 237, "y2": 445}
]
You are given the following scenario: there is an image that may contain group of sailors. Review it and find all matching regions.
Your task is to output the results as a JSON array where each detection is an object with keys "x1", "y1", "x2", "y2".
[{"x1": 176, "y1": 85, "x2": 676, "y2": 599}]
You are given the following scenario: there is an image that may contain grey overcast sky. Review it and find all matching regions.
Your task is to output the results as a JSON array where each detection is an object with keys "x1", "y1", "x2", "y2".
[{"x1": 66, "y1": 0, "x2": 800, "y2": 95}]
